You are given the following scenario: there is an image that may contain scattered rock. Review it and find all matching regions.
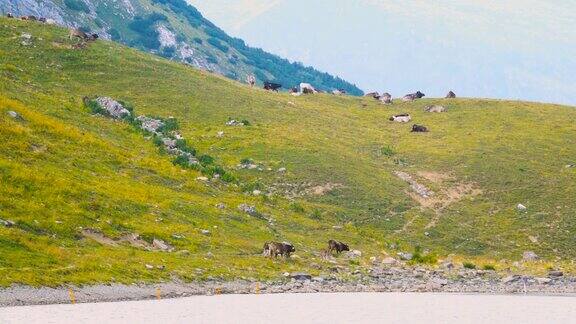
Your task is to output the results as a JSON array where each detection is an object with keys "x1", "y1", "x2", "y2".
[
  {"x1": 347, "y1": 250, "x2": 362, "y2": 259},
  {"x1": 94, "y1": 97, "x2": 131, "y2": 119},
  {"x1": 201, "y1": 229, "x2": 211, "y2": 236},
  {"x1": 535, "y1": 277, "x2": 552, "y2": 284},
  {"x1": 517, "y1": 204, "x2": 527, "y2": 212},
  {"x1": 430, "y1": 278, "x2": 449, "y2": 286},
  {"x1": 215, "y1": 203, "x2": 226, "y2": 210},
  {"x1": 216, "y1": 131, "x2": 224, "y2": 138},
  {"x1": 381, "y1": 257, "x2": 398, "y2": 265},
  {"x1": 548, "y1": 270, "x2": 564, "y2": 278},
  {"x1": 440, "y1": 261, "x2": 454, "y2": 270},
  {"x1": 424, "y1": 105, "x2": 447, "y2": 113},
  {"x1": 394, "y1": 171, "x2": 434, "y2": 199},
  {"x1": 566, "y1": 164, "x2": 575, "y2": 168},
  {"x1": 156, "y1": 265, "x2": 166, "y2": 270},
  {"x1": 522, "y1": 251, "x2": 539, "y2": 261},
  {"x1": 171, "y1": 234, "x2": 184, "y2": 240},
  {"x1": 252, "y1": 190, "x2": 262, "y2": 196},
  {"x1": 290, "y1": 273, "x2": 312, "y2": 281},
  {"x1": 398, "y1": 252, "x2": 413, "y2": 261},
  {"x1": 528, "y1": 235, "x2": 538, "y2": 243},
  {"x1": 196, "y1": 177, "x2": 209, "y2": 182},
  {"x1": 145, "y1": 264, "x2": 154, "y2": 270},
  {"x1": 152, "y1": 239, "x2": 174, "y2": 252},
  {"x1": 226, "y1": 119, "x2": 246, "y2": 126},
  {"x1": 278, "y1": 167, "x2": 287, "y2": 173},
  {"x1": 176, "y1": 250, "x2": 190, "y2": 256},
  {"x1": 238, "y1": 204, "x2": 258, "y2": 216},
  {"x1": 20, "y1": 33, "x2": 32, "y2": 46},
  {"x1": 502, "y1": 275, "x2": 521, "y2": 284},
  {"x1": 136, "y1": 116, "x2": 164, "y2": 133}
]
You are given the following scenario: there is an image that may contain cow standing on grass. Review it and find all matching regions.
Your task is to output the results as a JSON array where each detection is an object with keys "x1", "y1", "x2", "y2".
[
  {"x1": 246, "y1": 75, "x2": 256, "y2": 87},
  {"x1": 328, "y1": 240, "x2": 350, "y2": 254},
  {"x1": 263, "y1": 241, "x2": 295, "y2": 258}
]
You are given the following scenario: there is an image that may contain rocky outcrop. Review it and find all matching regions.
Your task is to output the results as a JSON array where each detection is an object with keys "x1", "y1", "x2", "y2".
[{"x1": 94, "y1": 97, "x2": 131, "y2": 119}]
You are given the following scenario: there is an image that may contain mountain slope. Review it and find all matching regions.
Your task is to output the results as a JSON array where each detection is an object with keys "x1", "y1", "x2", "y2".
[
  {"x1": 1, "y1": 19, "x2": 575, "y2": 286},
  {"x1": 0, "y1": 0, "x2": 363, "y2": 94}
]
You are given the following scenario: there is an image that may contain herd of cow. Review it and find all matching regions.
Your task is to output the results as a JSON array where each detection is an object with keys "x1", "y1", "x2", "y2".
[{"x1": 263, "y1": 240, "x2": 350, "y2": 259}]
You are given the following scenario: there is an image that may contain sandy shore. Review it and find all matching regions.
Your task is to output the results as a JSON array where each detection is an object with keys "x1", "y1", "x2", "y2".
[{"x1": 1, "y1": 292, "x2": 576, "y2": 324}]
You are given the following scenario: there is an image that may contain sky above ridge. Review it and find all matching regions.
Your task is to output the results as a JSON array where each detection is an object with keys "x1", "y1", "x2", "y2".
[{"x1": 188, "y1": 0, "x2": 576, "y2": 105}]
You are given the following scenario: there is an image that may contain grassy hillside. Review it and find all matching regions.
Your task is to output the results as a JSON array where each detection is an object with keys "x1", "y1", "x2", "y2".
[
  {"x1": 0, "y1": 19, "x2": 575, "y2": 286},
  {"x1": 0, "y1": 0, "x2": 363, "y2": 94}
]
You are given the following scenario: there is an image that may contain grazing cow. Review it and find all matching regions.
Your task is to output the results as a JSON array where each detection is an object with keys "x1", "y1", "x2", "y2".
[
  {"x1": 365, "y1": 92, "x2": 380, "y2": 100},
  {"x1": 380, "y1": 92, "x2": 392, "y2": 104},
  {"x1": 6, "y1": 13, "x2": 14, "y2": 18},
  {"x1": 246, "y1": 75, "x2": 256, "y2": 87},
  {"x1": 264, "y1": 241, "x2": 295, "y2": 258},
  {"x1": 425, "y1": 105, "x2": 446, "y2": 113},
  {"x1": 264, "y1": 82, "x2": 282, "y2": 91},
  {"x1": 389, "y1": 114, "x2": 411, "y2": 123},
  {"x1": 300, "y1": 83, "x2": 317, "y2": 94},
  {"x1": 446, "y1": 91, "x2": 456, "y2": 98},
  {"x1": 402, "y1": 91, "x2": 425, "y2": 102},
  {"x1": 411, "y1": 124, "x2": 429, "y2": 132},
  {"x1": 328, "y1": 240, "x2": 350, "y2": 254},
  {"x1": 88, "y1": 33, "x2": 99, "y2": 41},
  {"x1": 27, "y1": 15, "x2": 38, "y2": 21},
  {"x1": 39, "y1": 17, "x2": 47, "y2": 23}
]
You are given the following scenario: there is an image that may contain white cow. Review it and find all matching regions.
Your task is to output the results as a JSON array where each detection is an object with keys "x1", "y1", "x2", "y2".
[{"x1": 389, "y1": 114, "x2": 411, "y2": 123}]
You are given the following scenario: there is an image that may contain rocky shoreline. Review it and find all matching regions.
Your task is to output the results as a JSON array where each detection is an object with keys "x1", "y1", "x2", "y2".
[{"x1": 2, "y1": 267, "x2": 575, "y2": 307}]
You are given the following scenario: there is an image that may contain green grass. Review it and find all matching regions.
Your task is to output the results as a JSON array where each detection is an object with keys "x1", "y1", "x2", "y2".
[{"x1": 0, "y1": 19, "x2": 575, "y2": 286}]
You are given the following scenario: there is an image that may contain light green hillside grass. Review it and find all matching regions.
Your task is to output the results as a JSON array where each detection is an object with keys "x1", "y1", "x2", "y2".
[{"x1": 0, "y1": 18, "x2": 575, "y2": 286}]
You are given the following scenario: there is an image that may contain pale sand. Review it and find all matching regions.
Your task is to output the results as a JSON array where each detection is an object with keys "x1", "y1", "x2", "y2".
[{"x1": 1, "y1": 292, "x2": 575, "y2": 324}]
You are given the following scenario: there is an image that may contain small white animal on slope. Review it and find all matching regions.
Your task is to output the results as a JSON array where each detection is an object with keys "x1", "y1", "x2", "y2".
[{"x1": 389, "y1": 114, "x2": 411, "y2": 122}]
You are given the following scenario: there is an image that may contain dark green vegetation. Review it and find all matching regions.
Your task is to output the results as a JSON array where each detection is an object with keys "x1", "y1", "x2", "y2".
[{"x1": 0, "y1": 19, "x2": 575, "y2": 286}]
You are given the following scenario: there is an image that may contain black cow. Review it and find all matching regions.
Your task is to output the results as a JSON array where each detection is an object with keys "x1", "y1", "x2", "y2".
[
  {"x1": 264, "y1": 82, "x2": 282, "y2": 91},
  {"x1": 411, "y1": 124, "x2": 429, "y2": 132},
  {"x1": 446, "y1": 91, "x2": 456, "y2": 98},
  {"x1": 6, "y1": 13, "x2": 14, "y2": 18},
  {"x1": 328, "y1": 240, "x2": 350, "y2": 254},
  {"x1": 403, "y1": 91, "x2": 425, "y2": 102}
]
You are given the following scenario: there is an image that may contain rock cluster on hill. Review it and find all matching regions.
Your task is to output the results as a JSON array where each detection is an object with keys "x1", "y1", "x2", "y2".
[{"x1": 94, "y1": 97, "x2": 131, "y2": 119}]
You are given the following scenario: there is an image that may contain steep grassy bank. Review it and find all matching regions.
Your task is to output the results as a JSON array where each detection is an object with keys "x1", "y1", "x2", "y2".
[{"x1": 0, "y1": 18, "x2": 575, "y2": 286}]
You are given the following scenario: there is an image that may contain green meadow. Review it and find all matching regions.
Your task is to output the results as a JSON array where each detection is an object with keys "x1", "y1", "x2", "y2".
[{"x1": 0, "y1": 18, "x2": 575, "y2": 286}]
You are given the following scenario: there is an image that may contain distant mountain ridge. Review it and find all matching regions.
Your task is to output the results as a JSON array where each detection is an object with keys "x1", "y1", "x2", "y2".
[{"x1": 0, "y1": 0, "x2": 363, "y2": 94}]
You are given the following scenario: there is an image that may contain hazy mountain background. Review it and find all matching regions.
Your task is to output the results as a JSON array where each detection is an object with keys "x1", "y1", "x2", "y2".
[
  {"x1": 188, "y1": 0, "x2": 576, "y2": 105},
  {"x1": 0, "y1": 0, "x2": 362, "y2": 94}
]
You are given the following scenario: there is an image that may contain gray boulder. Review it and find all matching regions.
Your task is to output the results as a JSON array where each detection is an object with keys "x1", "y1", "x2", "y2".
[
  {"x1": 397, "y1": 252, "x2": 414, "y2": 261},
  {"x1": 152, "y1": 239, "x2": 174, "y2": 252},
  {"x1": 548, "y1": 270, "x2": 564, "y2": 278},
  {"x1": 238, "y1": 204, "x2": 258, "y2": 216},
  {"x1": 136, "y1": 116, "x2": 164, "y2": 133},
  {"x1": 425, "y1": 105, "x2": 447, "y2": 113},
  {"x1": 522, "y1": 251, "x2": 539, "y2": 261},
  {"x1": 290, "y1": 273, "x2": 312, "y2": 281},
  {"x1": 95, "y1": 97, "x2": 131, "y2": 119}
]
